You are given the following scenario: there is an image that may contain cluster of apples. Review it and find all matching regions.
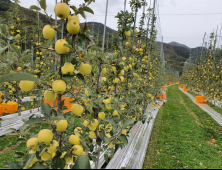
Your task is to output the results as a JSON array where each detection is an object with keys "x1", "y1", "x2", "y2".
[
  {"x1": 42, "y1": 2, "x2": 80, "y2": 54},
  {"x1": 26, "y1": 120, "x2": 86, "y2": 168}
]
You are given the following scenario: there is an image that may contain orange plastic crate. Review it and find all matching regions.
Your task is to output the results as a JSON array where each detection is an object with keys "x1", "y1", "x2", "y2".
[
  {"x1": 196, "y1": 96, "x2": 207, "y2": 103},
  {"x1": 183, "y1": 87, "x2": 187, "y2": 92},
  {"x1": 162, "y1": 87, "x2": 165, "y2": 91},
  {"x1": 163, "y1": 93, "x2": 165, "y2": 99},
  {"x1": 179, "y1": 85, "x2": 182, "y2": 88},
  {"x1": 0, "y1": 106, "x2": 3, "y2": 116},
  {"x1": 6, "y1": 102, "x2": 18, "y2": 113}
]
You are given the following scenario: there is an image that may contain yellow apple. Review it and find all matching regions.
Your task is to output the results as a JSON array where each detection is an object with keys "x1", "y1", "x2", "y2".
[
  {"x1": 98, "y1": 112, "x2": 105, "y2": 119},
  {"x1": 41, "y1": 151, "x2": 52, "y2": 161},
  {"x1": 113, "y1": 78, "x2": 120, "y2": 84},
  {"x1": 61, "y1": 62, "x2": 74, "y2": 74},
  {"x1": 79, "y1": 63, "x2": 92, "y2": 75},
  {"x1": 54, "y1": 2, "x2": 70, "y2": 19},
  {"x1": 38, "y1": 129, "x2": 53, "y2": 144},
  {"x1": 101, "y1": 77, "x2": 106, "y2": 83},
  {"x1": 69, "y1": 135, "x2": 80, "y2": 145},
  {"x1": 43, "y1": 25, "x2": 55, "y2": 39},
  {"x1": 125, "y1": 31, "x2": 130, "y2": 37},
  {"x1": 119, "y1": 76, "x2": 124, "y2": 82},
  {"x1": 119, "y1": 70, "x2": 124, "y2": 76},
  {"x1": 68, "y1": 15, "x2": 80, "y2": 23},
  {"x1": 67, "y1": 20, "x2": 80, "y2": 34},
  {"x1": 102, "y1": 68, "x2": 106, "y2": 75},
  {"x1": 71, "y1": 104, "x2": 84, "y2": 116},
  {"x1": 55, "y1": 39, "x2": 69, "y2": 54},
  {"x1": 44, "y1": 89, "x2": 56, "y2": 102},
  {"x1": 56, "y1": 120, "x2": 68, "y2": 132},
  {"x1": 72, "y1": 145, "x2": 83, "y2": 155},
  {"x1": 52, "y1": 80, "x2": 66, "y2": 94},
  {"x1": 19, "y1": 81, "x2": 35, "y2": 91},
  {"x1": 27, "y1": 138, "x2": 38, "y2": 148}
]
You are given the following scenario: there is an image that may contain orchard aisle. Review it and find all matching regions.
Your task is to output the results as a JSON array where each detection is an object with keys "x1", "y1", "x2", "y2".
[
  {"x1": 143, "y1": 85, "x2": 222, "y2": 169},
  {"x1": 179, "y1": 88, "x2": 222, "y2": 126}
]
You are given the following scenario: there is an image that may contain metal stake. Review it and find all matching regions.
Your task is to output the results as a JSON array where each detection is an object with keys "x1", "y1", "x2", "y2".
[{"x1": 102, "y1": 0, "x2": 109, "y2": 53}]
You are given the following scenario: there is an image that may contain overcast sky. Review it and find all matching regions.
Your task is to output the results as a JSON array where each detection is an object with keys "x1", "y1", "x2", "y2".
[{"x1": 19, "y1": 0, "x2": 222, "y2": 48}]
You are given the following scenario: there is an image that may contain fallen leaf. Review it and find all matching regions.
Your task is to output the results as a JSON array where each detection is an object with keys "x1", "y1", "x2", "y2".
[
  {"x1": 184, "y1": 166, "x2": 188, "y2": 168},
  {"x1": 177, "y1": 160, "x2": 180, "y2": 163},
  {"x1": 194, "y1": 158, "x2": 196, "y2": 161},
  {"x1": 172, "y1": 156, "x2": 176, "y2": 158},
  {"x1": 200, "y1": 163, "x2": 203, "y2": 166},
  {"x1": 199, "y1": 144, "x2": 202, "y2": 146}
]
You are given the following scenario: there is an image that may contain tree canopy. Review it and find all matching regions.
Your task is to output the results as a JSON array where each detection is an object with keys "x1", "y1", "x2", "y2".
[{"x1": 0, "y1": 0, "x2": 11, "y2": 11}]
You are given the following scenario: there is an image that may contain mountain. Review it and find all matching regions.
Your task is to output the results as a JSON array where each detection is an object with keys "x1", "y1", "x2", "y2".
[
  {"x1": 168, "y1": 41, "x2": 190, "y2": 49},
  {"x1": 0, "y1": 2, "x2": 201, "y2": 75},
  {"x1": 0, "y1": 2, "x2": 117, "y2": 48}
]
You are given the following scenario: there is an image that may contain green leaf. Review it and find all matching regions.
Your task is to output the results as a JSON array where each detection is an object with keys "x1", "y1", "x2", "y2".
[
  {"x1": 17, "y1": 138, "x2": 26, "y2": 144},
  {"x1": 0, "y1": 73, "x2": 40, "y2": 83},
  {"x1": 118, "y1": 135, "x2": 128, "y2": 145},
  {"x1": 6, "y1": 128, "x2": 17, "y2": 133},
  {"x1": 76, "y1": 73, "x2": 84, "y2": 81},
  {"x1": 52, "y1": 159, "x2": 66, "y2": 169},
  {"x1": 122, "y1": 119, "x2": 134, "y2": 128},
  {"x1": 79, "y1": 7, "x2": 94, "y2": 14},
  {"x1": 79, "y1": 11, "x2": 86, "y2": 19},
  {"x1": 0, "y1": 24, "x2": 8, "y2": 36},
  {"x1": 30, "y1": 5, "x2": 41, "y2": 11},
  {"x1": 41, "y1": 103, "x2": 52, "y2": 118},
  {"x1": 104, "y1": 154, "x2": 109, "y2": 163},
  {"x1": 2, "y1": 161, "x2": 22, "y2": 169},
  {"x1": 14, "y1": 151, "x2": 25, "y2": 158},
  {"x1": 30, "y1": 162, "x2": 47, "y2": 169},
  {"x1": 0, "y1": 46, "x2": 8, "y2": 54},
  {"x1": 86, "y1": 89, "x2": 94, "y2": 96},
  {"x1": 70, "y1": 6, "x2": 79, "y2": 14},
  {"x1": 22, "y1": 53, "x2": 32, "y2": 63},
  {"x1": 73, "y1": 154, "x2": 91, "y2": 169},
  {"x1": 103, "y1": 118, "x2": 117, "y2": 127},
  {"x1": 24, "y1": 154, "x2": 35, "y2": 169},
  {"x1": 10, "y1": 44, "x2": 20, "y2": 56},
  {"x1": 63, "y1": 43, "x2": 72, "y2": 49},
  {"x1": 0, "y1": 63, "x2": 7, "y2": 68},
  {"x1": 26, "y1": 118, "x2": 44, "y2": 124},
  {"x1": 39, "y1": 0, "x2": 47, "y2": 10}
]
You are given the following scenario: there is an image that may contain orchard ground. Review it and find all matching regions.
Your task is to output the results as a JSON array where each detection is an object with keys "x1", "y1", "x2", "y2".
[{"x1": 143, "y1": 84, "x2": 222, "y2": 169}]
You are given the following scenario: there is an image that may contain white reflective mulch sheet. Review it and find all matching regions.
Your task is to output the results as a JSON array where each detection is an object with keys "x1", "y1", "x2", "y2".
[{"x1": 179, "y1": 88, "x2": 222, "y2": 126}]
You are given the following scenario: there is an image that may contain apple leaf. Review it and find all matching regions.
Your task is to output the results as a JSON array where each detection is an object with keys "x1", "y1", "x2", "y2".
[
  {"x1": 79, "y1": 11, "x2": 86, "y2": 19},
  {"x1": 79, "y1": 7, "x2": 94, "y2": 15},
  {"x1": 73, "y1": 154, "x2": 91, "y2": 169},
  {"x1": 0, "y1": 24, "x2": 9, "y2": 36},
  {"x1": 0, "y1": 63, "x2": 7, "y2": 68},
  {"x1": 63, "y1": 43, "x2": 72, "y2": 49},
  {"x1": 118, "y1": 135, "x2": 128, "y2": 145},
  {"x1": 39, "y1": 0, "x2": 47, "y2": 11},
  {"x1": 41, "y1": 103, "x2": 52, "y2": 118},
  {"x1": 26, "y1": 118, "x2": 44, "y2": 125},
  {"x1": 29, "y1": 5, "x2": 41, "y2": 11},
  {"x1": 103, "y1": 118, "x2": 118, "y2": 127},
  {"x1": 76, "y1": 73, "x2": 84, "y2": 81},
  {"x1": 70, "y1": 6, "x2": 79, "y2": 14},
  {"x1": 30, "y1": 162, "x2": 47, "y2": 169},
  {"x1": 0, "y1": 73, "x2": 40, "y2": 83},
  {"x1": 122, "y1": 119, "x2": 134, "y2": 128}
]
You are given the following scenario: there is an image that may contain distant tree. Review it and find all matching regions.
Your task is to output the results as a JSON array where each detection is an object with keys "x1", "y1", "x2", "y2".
[{"x1": 0, "y1": 0, "x2": 11, "y2": 11}]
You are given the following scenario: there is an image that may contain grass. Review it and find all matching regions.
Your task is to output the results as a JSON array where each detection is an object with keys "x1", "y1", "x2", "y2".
[
  {"x1": 0, "y1": 112, "x2": 83, "y2": 168},
  {"x1": 143, "y1": 85, "x2": 222, "y2": 169}
]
